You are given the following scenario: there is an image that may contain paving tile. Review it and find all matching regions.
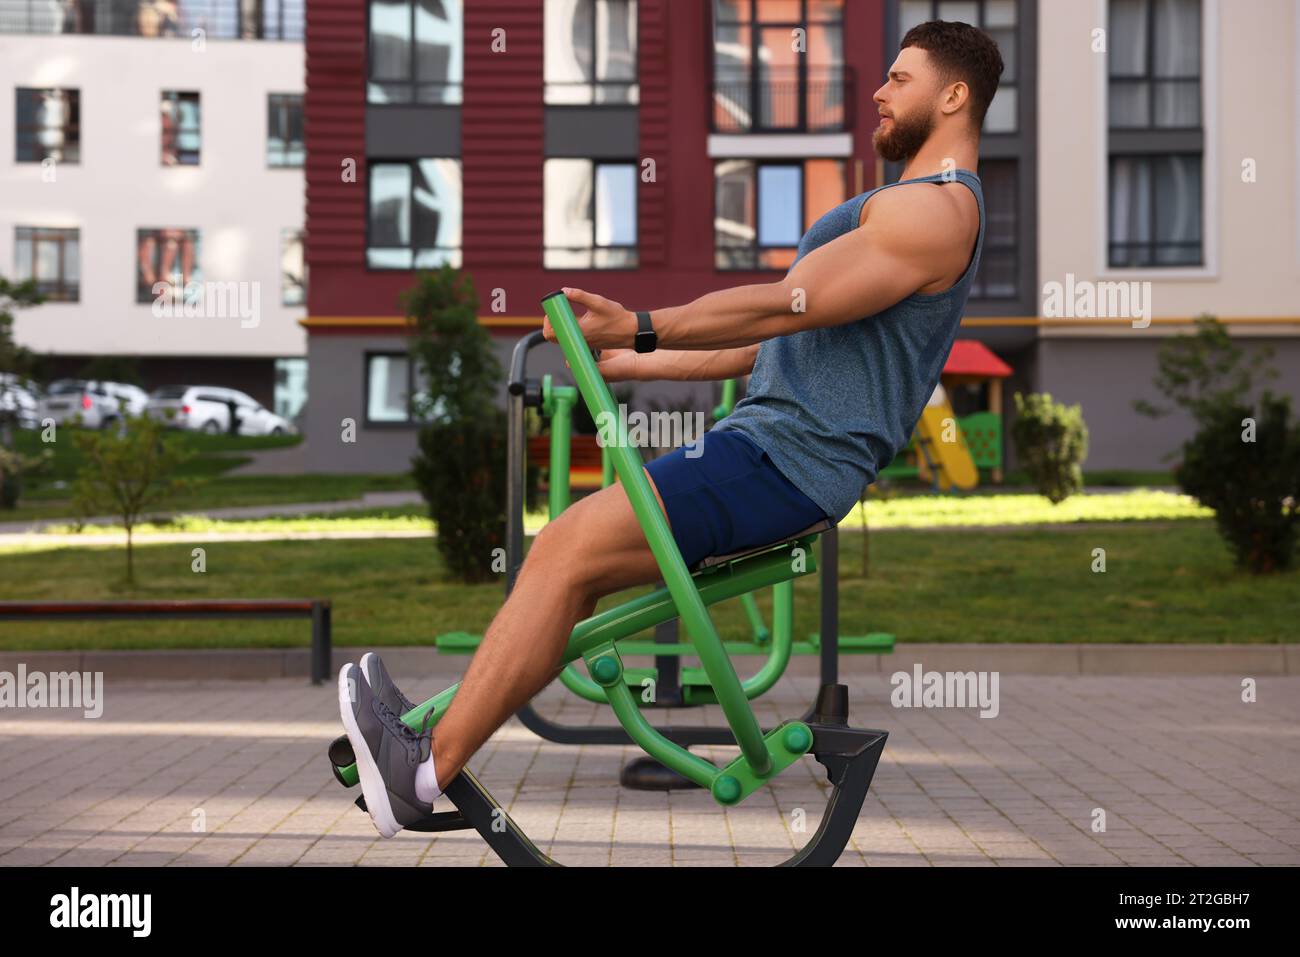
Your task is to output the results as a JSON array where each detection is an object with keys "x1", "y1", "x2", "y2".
[{"x1": 0, "y1": 672, "x2": 1295, "y2": 867}]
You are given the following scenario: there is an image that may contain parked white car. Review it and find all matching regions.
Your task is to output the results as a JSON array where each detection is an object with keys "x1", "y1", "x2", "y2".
[
  {"x1": 146, "y1": 385, "x2": 297, "y2": 436},
  {"x1": 38, "y1": 379, "x2": 149, "y2": 430},
  {"x1": 0, "y1": 374, "x2": 40, "y2": 430}
]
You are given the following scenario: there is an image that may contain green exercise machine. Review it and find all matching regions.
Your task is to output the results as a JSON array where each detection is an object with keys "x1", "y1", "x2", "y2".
[
  {"x1": 432, "y1": 326, "x2": 893, "y2": 789},
  {"x1": 326, "y1": 292, "x2": 889, "y2": 866}
]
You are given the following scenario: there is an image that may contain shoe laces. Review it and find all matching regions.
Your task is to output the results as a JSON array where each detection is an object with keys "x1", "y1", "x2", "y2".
[{"x1": 371, "y1": 698, "x2": 433, "y2": 766}]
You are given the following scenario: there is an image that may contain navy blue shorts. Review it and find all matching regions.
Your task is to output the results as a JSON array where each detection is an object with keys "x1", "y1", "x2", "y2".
[{"x1": 644, "y1": 428, "x2": 830, "y2": 568}]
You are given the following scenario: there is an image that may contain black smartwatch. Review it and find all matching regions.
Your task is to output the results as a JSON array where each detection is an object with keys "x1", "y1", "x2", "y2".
[{"x1": 634, "y1": 310, "x2": 658, "y2": 354}]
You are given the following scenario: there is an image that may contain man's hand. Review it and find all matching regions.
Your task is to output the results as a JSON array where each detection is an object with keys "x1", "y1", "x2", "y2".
[
  {"x1": 542, "y1": 287, "x2": 638, "y2": 351},
  {"x1": 593, "y1": 348, "x2": 640, "y2": 382}
]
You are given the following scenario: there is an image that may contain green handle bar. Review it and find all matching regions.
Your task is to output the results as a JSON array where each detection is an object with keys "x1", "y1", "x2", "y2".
[{"x1": 540, "y1": 290, "x2": 772, "y2": 777}]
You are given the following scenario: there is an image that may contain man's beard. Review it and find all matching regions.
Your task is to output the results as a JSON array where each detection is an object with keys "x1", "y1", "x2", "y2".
[{"x1": 872, "y1": 110, "x2": 935, "y2": 163}]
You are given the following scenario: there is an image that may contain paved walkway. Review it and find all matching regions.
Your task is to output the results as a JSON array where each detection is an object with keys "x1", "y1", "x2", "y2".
[{"x1": 1, "y1": 670, "x2": 1296, "y2": 867}]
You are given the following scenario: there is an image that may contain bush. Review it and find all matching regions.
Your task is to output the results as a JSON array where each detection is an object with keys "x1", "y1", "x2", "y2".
[
  {"x1": 411, "y1": 412, "x2": 511, "y2": 583},
  {"x1": 405, "y1": 267, "x2": 512, "y2": 583},
  {"x1": 0, "y1": 443, "x2": 52, "y2": 509},
  {"x1": 1176, "y1": 396, "x2": 1300, "y2": 573},
  {"x1": 1136, "y1": 315, "x2": 1296, "y2": 573},
  {"x1": 1011, "y1": 392, "x2": 1089, "y2": 504}
]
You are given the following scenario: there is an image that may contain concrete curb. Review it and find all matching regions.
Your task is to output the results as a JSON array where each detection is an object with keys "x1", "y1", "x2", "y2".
[{"x1": 0, "y1": 643, "x2": 1293, "y2": 682}]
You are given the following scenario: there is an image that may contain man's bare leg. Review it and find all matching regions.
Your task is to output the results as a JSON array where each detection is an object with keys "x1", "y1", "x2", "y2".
[{"x1": 430, "y1": 470, "x2": 671, "y2": 790}]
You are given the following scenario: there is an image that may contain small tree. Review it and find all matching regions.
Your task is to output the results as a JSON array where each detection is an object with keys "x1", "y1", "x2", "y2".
[
  {"x1": 406, "y1": 266, "x2": 510, "y2": 584},
  {"x1": 1135, "y1": 314, "x2": 1277, "y2": 427},
  {"x1": 0, "y1": 276, "x2": 44, "y2": 508},
  {"x1": 1011, "y1": 392, "x2": 1089, "y2": 504},
  {"x1": 0, "y1": 276, "x2": 40, "y2": 378},
  {"x1": 851, "y1": 478, "x2": 897, "y2": 579},
  {"x1": 1176, "y1": 397, "x2": 1300, "y2": 574},
  {"x1": 71, "y1": 414, "x2": 194, "y2": 584}
]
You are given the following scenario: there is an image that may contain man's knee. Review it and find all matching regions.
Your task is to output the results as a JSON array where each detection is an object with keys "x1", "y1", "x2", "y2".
[{"x1": 526, "y1": 515, "x2": 598, "y2": 591}]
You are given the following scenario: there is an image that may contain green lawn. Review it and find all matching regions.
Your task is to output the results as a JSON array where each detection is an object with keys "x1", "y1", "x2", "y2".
[
  {"x1": 5, "y1": 429, "x2": 416, "y2": 521},
  {"x1": 16, "y1": 489, "x2": 1209, "y2": 537},
  {"x1": 1, "y1": 522, "x2": 1294, "y2": 651}
]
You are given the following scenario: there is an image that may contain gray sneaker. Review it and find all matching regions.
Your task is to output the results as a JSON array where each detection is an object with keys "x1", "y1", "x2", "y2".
[
  {"x1": 360, "y1": 652, "x2": 416, "y2": 717},
  {"x1": 337, "y1": 662, "x2": 434, "y2": 838}
]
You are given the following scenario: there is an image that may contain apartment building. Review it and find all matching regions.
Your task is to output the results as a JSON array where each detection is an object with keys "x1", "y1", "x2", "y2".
[
  {"x1": 301, "y1": 0, "x2": 1298, "y2": 474},
  {"x1": 1031, "y1": 0, "x2": 1300, "y2": 468},
  {"x1": 0, "y1": 0, "x2": 308, "y2": 418}
]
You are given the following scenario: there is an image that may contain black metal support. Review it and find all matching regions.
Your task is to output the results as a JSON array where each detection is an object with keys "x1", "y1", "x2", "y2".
[
  {"x1": 334, "y1": 684, "x2": 886, "y2": 867},
  {"x1": 311, "y1": 600, "x2": 332, "y2": 686},
  {"x1": 820, "y1": 526, "x2": 839, "y2": 685}
]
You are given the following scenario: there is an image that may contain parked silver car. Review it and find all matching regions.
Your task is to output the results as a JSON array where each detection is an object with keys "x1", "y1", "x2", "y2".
[
  {"x1": 38, "y1": 379, "x2": 149, "y2": 430},
  {"x1": 0, "y1": 374, "x2": 40, "y2": 430},
  {"x1": 146, "y1": 385, "x2": 297, "y2": 436}
]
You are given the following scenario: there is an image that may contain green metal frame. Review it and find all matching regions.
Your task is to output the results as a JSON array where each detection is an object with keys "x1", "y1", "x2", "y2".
[
  {"x1": 337, "y1": 294, "x2": 840, "y2": 804},
  {"x1": 537, "y1": 371, "x2": 808, "y2": 705}
]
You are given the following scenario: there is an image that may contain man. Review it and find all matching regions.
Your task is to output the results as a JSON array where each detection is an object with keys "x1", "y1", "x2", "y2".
[{"x1": 340, "y1": 20, "x2": 1003, "y2": 838}]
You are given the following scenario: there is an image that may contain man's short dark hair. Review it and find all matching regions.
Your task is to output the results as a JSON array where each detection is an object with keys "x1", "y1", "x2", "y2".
[{"x1": 900, "y1": 20, "x2": 1005, "y2": 131}]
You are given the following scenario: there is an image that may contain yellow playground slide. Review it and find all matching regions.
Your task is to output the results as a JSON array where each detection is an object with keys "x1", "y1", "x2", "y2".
[{"x1": 914, "y1": 383, "x2": 979, "y2": 491}]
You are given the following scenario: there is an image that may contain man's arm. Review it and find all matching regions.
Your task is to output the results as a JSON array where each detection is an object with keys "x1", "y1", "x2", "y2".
[
  {"x1": 595, "y1": 344, "x2": 758, "y2": 382},
  {"x1": 548, "y1": 185, "x2": 971, "y2": 352}
]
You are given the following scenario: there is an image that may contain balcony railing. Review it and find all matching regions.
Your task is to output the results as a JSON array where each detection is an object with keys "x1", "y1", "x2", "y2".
[
  {"x1": 0, "y1": 0, "x2": 303, "y2": 40},
  {"x1": 713, "y1": 66, "x2": 854, "y2": 134}
]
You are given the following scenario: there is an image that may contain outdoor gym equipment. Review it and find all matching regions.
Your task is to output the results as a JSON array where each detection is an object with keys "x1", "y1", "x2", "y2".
[
  {"x1": 325, "y1": 292, "x2": 889, "y2": 866},
  {"x1": 432, "y1": 328, "x2": 893, "y2": 790}
]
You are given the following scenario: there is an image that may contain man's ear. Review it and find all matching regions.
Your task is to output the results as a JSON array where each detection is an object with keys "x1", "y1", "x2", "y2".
[{"x1": 940, "y1": 80, "x2": 969, "y2": 117}]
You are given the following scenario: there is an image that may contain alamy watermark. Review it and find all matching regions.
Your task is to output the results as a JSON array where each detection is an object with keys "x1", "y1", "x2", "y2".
[
  {"x1": 1042, "y1": 273, "x2": 1152, "y2": 329},
  {"x1": 50, "y1": 887, "x2": 150, "y2": 937},
  {"x1": 0, "y1": 665, "x2": 103, "y2": 718},
  {"x1": 595, "y1": 404, "x2": 707, "y2": 458},
  {"x1": 890, "y1": 664, "x2": 1000, "y2": 719},
  {"x1": 151, "y1": 280, "x2": 261, "y2": 329}
]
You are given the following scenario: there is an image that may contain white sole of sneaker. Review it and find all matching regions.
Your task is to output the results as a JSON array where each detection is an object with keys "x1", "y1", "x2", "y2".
[
  {"x1": 337, "y1": 663, "x2": 402, "y2": 839},
  {"x1": 359, "y1": 651, "x2": 376, "y2": 690}
]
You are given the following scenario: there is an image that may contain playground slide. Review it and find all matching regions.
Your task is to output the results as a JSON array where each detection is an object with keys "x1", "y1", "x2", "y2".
[{"x1": 915, "y1": 384, "x2": 979, "y2": 491}]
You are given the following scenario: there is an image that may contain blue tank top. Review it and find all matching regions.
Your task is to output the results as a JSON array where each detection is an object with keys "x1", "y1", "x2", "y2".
[{"x1": 713, "y1": 169, "x2": 986, "y2": 523}]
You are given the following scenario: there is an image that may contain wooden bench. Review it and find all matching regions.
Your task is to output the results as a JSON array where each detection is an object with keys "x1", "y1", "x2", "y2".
[{"x1": 0, "y1": 599, "x2": 333, "y2": 685}]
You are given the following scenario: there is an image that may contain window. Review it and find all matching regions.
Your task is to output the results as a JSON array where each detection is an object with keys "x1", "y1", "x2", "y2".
[
  {"x1": 1108, "y1": 0, "x2": 1201, "y2": 130},
  {"x1": 2, "y1": 1, "x2": 304, "y2": 39},
  {"x1": 281, "y1": 229, "x2": 306, "y2": 305},
  {"x1": 15, "y1": 88, "x2": 80, "y2": 163},
  {"x1": 966, "y1": 159, "x2": 1017, "y2": 298},
  {"x1": 161, "y1": 91, "x2": 201, "y2": 166},
  {"x1": 267, "y1": 94, "x2": 304, "y2": 167},
  {"x1": 15, "y1": 227, "x2": 80, "y2": 302},
  {"x1": 1107, "y1": 0, "x2": 1203, "y2": 267},
  {"x1": 1109, "y1": 154, "x2": 1202, "y2": 267},
  {"x1": 367, "y1": 159, "x2": 463, "y2": 269},
  {"x1": 545, "y1": 0, "x2": 639, "y2": 105},
  {"x1": 365, "y1": 353, "x2": 428, "y2": 424},
  {"x1": 544, "y1": 159, "x2": 638, "y2": 269},
  {"x1": 714, "y1": 158, "x2": 846, "y2": 270},
  {"x1": 712, "y1": 0, "x2": 847, "y2": 133},
  {"x1": 274, "y1": 358, "x2": 308, "y2": 421},
  {"x1": 884, "y1": 1, "x2": 1030, "y2": 306},
  {"x1": 368, "y1": 0, "x2": 463, "y2": 104},
  {"x1": 897, "y1": 0, "x2": 1017, "y2": 133},
  {"x1": 137, "y1": 228, "x2": 201, "y2": 304},
  {"x1": 255, "y1": 0, "x2": 306, "y2": 40}
]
